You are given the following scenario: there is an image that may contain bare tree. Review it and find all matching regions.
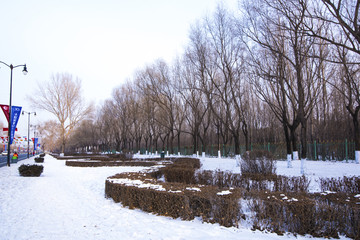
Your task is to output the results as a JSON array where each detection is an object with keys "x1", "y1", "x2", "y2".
[
  {"x1": 305, "y1": 0, "x2": 360, "y2": 161},
  {"x1": 241, "y1": 0, "x2": 323, "y2": 160},
  {"x1": 188, "y1": 7, "x2": 250, "y2": 155},
  {"x1": 37, "y1": 120, "x2": 61, "y2": 152},
  {"x1": 175, "y1": 54, "x2": 210, "y2": 154},
  {"x1": 334, "y1": 47, "x2": 360, "y2": 150},
  {"x1": 29, "y1": 73, "x2": 93, "y2": 153},
  {"x1": 306, "y1": 0, "x2": 360, "y2": 55},
  {"x1": 97, "y1": 100, "x2": 117, "y2": 152},
  {"x1": 137, "y1": 60, "x2": 179, "y2": 153},
  {"x1": 67, "y1": 119, "x2": 99, "y2": 152}
]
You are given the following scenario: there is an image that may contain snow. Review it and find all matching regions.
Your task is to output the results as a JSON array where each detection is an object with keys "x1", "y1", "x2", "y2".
[
  {"x1": 0, "y1": 154, "x2": 359, "y2": 240},
  {"x1": 185, "y1": 187, "x2": 201, "y2": 192},
  {"x1": 217, "y1": 190, "x2": 232, "y2": 195},
  {"x1": 109, "y1": 178, "x2": 167, "y2": 191},
  {"x1": 200, "y1": 156, "x2": 360, "y2": 192}
]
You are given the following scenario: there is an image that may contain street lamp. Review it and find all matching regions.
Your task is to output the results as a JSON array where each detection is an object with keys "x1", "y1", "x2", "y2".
[
  {"x1": 30, "y1": 124, "x2": 38, "y2": 155},
  {"x1": 0, "y1": 61, "x2": 28, "y2": 167},
  {"x1": 22, "y1": 111, "x2": 36, "y2": 158}
]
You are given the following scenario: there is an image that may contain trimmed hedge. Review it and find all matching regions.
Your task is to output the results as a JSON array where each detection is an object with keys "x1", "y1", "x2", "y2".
[
  {"x1": 196, "y1": 170, "x2": 310, "y2": 193},
  {"x1": 248, "y1": 191, "x2": 360, "y2": 238},
  {"x1": 105, "y1": 155, "x2": 360, "y2": 239},
  {"x1": 55, "y1": 156, "x2": 91, "y2": 160},
  {"x1": 105, "y1": 173, "x2": 241, "y2": 227},
  {"x1": 319, "y1": 176, "x2": 360, "y2": 194},
  {"x1": 34, "y1": 157, "x2": 44, "y2": 163},
  {"x1": 65, "y1": 160, "x2": 157, "y2": 167},
  {"x1": 18, "y1": 164, "x2": 43, "y2": 177},
  {"x1": 160, "y1": 158, "x2": 201, "y2": 184}
]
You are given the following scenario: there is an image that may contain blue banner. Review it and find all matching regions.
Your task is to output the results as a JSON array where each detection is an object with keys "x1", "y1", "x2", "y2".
[
  {"x1": 34, "y1": 138, "x2": 38, "y2": 150},
  {"x1": 10, "y1": 106, "x2": 22, "y2": 145}
]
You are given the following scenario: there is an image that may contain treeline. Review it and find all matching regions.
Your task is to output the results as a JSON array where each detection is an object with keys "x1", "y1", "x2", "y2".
[{"x1": 66, "y1": 0, "x2": 359, "y2": 159}]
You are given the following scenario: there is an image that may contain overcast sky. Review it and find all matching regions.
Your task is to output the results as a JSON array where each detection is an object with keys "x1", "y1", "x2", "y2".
[{"x1": 0, "y1": 0, "x2": 239, "y2": 138}]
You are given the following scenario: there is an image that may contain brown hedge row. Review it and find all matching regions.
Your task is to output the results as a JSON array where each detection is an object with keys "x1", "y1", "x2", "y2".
[
  {"x1": 196, "y1": 170, "x2": 310, "y2": 193},
  {"x1": 65, "y1": 161, "x2": 157, "y2": 167},
  {"x1": 18, "y1": 164, "x2": 44, "y2": 177},
  {"x1": 319, "y1": 176, "x2": 360, "y2": 194},
  {"x1": 105, "y1": 173, "x2": 241, "y2": 227},
  {"x1": 105, "y1": 157, "x2": 360, "y2": 239},
  {"x1": 34, "y1": 157, "x2": 44, "y2": 163},
  {"x1": 55, "y1": 156, "x2": 91, "y2": 160},
  {"x1": 248, "y1": 191, "x2": 360, "y2": 239},
  {"x1": 157, "y1": 158, "x2": 201, "y2": 184},
  {"x1": 90, "y1": 153, "x2": 134, "y2": 161}
]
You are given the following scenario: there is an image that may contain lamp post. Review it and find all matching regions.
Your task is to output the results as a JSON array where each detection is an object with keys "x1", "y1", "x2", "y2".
[
  {"x1": 31, "y1": 124, "x2": 38, "y2": 155},
  {"x1": 22, "y1": 111, "x2": 36, "y2": 158},
  {"x1": 0, "y1": 61, "x2": 28, "y2": 167}
]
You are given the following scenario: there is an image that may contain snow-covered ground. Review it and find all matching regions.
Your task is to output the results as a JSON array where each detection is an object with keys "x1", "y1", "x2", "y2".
[
  {"x1": 199, "y1": 156, "x2": 360, "y2": 192},
  {"x1": 0, "y1": 154, "x2": 358, "y2": 240}
]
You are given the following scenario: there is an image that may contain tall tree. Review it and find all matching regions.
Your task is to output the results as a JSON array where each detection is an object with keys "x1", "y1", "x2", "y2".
[
  {"x1": 305, "y1": 0, "x2": 360, "y2": 160},
  {"x1": 188, "y1": 6, "x2": 250, "y2": 154},
  {"x1": 241, "y1": 0, "x2": 322, "y2": 159},
  {"x1": 37, "y1": 120, "x2": 61, "y2": 152},
  {"x1": 175, "y1": 54, "x2": 210, "y2": 154},
  {"x1": 137, "y1": 60, "x2": 179, "y2": 153},
  {"x1": 29, "y1": 73, "x2": 93, "y2": 153}
]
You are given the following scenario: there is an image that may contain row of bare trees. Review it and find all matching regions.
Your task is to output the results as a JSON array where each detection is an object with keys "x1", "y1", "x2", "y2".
[{"x1": 64, "y1": 0, "x2": 359, "y2": 160}]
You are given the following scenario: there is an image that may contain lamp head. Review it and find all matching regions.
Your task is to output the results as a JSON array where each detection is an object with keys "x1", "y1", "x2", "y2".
[{"x1": 22, "y1": 65, "x2": 28, "y2": 75}]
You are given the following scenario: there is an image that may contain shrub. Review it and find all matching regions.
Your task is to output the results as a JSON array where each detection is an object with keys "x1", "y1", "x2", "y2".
[
  {"x1": 319, "y1": 176, "x2": 360, "y2": 194},
  {"x1": 105, "y1": 158, "x2": 359, "y2": 238},
  {"x1": 195, "y1": 170, "x2": 310, "y2": 193},
  {"x1": 163, "y1": 166, "x2": 196, "y2": 184},
  {"x1": 90, "y1": 156, "x2": 112, "y2": 161},
  {"x1": 161, "y1": 158, "x2": 201, "y2": 184},
  {"x1": 241, "y1": 150, "x2": 276, "y2": 176},
  {"x1": 56, "y1": 156, "x2": 90, "y2": 160},
  {"x1": 34, "y1": 157, "x2": 44, "y2": 163},
  {"x1": 173, "y1": 158, "x2": 201, "y2": 169},
  {"x1": 18, "y1": 164, "x2": 43, "y2": 177},
  {"x1": 248, "y1": 191, "x2": 360, "y2": 239},
  {"x1": 105, "y1": 176, "x2": 242, "y2": 227},
  {"x1": 65, "y1": 160, "x2": 157, "y2": 167}
]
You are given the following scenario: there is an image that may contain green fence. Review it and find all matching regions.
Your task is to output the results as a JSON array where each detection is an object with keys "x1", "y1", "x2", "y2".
[
  {"x1": 139, "y1": 140, "x2": 356, "y2": 161},
  {"x1": 305, "y1": 140, "x2": 355, "y2": 161}
]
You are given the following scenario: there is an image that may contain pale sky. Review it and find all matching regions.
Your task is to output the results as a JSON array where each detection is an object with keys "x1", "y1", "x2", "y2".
[{"x1": 0, "y1": 0, "x2": 239, "y2": 138}]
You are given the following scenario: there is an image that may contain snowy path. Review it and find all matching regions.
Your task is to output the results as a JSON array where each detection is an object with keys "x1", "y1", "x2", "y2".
[{"x1": 0, "y1": 155, "x2": 353, "y2": 240}]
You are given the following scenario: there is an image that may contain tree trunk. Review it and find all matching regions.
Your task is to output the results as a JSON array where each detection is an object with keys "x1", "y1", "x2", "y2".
[
  {"x1": 170, "y1": 131, "x2": 174, "y2": 154},
  {"x1": 233, "y1": 134, "x2": 241, "y2": 155},
  {"x1": 192, "y1": 133, "x2": 197, "y2": 154},
  {"x1": 290, "y1": 125, "x2": 298, "y2": 153},
  {"x1": 177, "y1": 132, "x2": 181, "y2": 154},
  {"x1": 242, "y1": 121, "x2": 249, "y2": 152},
  {"x1": 283, "y1": 122, "x2": 292, "y2": 155},
  {"x1": 300, "y1": 122, "x2": 307, "y2": 159},
  {"x1": 350, "y1": 110, "x2": 360, "y2": 150}
]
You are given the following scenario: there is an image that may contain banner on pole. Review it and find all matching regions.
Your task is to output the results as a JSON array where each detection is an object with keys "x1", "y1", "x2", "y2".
[
  {"x1": 9, "y1": 106, "x2": 22, "y2": 145},
  {"x1": 3, "y1": 128, "x2": 18, "y2": 132},
  {"x1": 34, "y1": 138, "x2": 38, "y2": 150},
  {"x1": 0, "y1": 104, "x2": 10, "y2": 122}
]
